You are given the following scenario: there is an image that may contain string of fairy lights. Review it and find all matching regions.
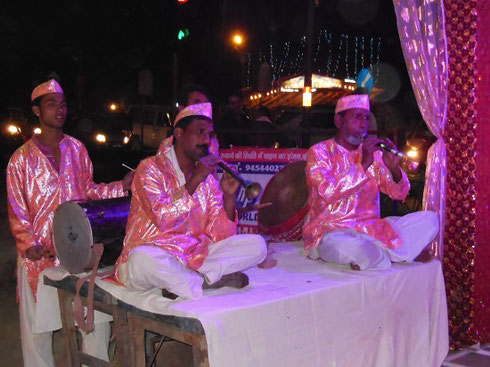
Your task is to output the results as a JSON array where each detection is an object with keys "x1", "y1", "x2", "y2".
[
  {"x1": 354, "y1": 36, "x2": 359, "y2": 77},
  {"x1": 246, "y1": 30, "x2": 382, "y2": 87}
]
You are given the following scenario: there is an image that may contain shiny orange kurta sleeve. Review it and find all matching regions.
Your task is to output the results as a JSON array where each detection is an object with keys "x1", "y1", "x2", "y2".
[
  {"x1": 7, "y1": 135, "x2": 126, "y2": 298},
  {"x1": 115, "y1": 142, "x2": 236, "y2": 282},
  {"x1": 7, "y1": 155, "x2": 38, "y2": 256},
  {"x1": 303, "y1": 139, "x2": 410, "y2": 251}
]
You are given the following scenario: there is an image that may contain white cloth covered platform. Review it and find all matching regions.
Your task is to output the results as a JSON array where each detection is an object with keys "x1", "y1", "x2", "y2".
[{"x1": 44, "y1": 241, "x2": 449, "y2": 367}]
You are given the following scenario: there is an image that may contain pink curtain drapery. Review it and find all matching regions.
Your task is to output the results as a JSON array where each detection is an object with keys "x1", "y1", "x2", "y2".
[{"x1": 392, "y1": 0, "x2": 448, "y2": 258}]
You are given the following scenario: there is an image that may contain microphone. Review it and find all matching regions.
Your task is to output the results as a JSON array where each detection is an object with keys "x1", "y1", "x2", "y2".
[
  {"x1": 361, "y1": 134, "x2": 407, "y2": 159},
  {"x1": 362, "y1": 134, "x2": 418, "y2": 170},
  {"x1": 202, "y1": 147, "x2": 262, "y2": 200},
  {"x1": 379, "y1": 143, "x2": 419, "y2": 170},
  {"x1": 378, "y1": 143, "x2": 407, "y2": 159}
]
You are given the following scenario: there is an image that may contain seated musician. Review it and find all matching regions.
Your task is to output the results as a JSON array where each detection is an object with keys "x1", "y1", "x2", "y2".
[
  {"x1": 303, "y1": 94, "x2": 439, "y2": 270},
  {"x1": 114, "y1": 102, "x2": 267, "y2": 299},
  {"x1": 7, "y1": 77, "x2": 134, "y2": 366}
]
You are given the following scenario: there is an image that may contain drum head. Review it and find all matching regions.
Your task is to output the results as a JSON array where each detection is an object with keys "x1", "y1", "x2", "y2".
[
  {"x1": 258, "y1": 160, "x2": 308, "y2": 241},
  {"x1": 53, "y1": 201, "x2": 93, "y2": 274}
]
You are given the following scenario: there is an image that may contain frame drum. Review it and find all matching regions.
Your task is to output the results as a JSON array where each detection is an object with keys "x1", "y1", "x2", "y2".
[
  {"x1": 258, "y1": 160, "x2": 308, "y2": 242},
  {"x1": 53, "y1": 197, "x2": 130, "y2": 274}
]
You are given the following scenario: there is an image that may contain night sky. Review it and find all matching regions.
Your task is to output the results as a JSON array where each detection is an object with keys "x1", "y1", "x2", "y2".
[{"x1": 1, "y1": 0, "x2": 413, "y2": 117}]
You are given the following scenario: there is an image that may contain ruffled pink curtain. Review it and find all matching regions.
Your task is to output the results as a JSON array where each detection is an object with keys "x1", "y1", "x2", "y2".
[{"x1": 392, "y1": 0, "x2": 448, "y2": 258}]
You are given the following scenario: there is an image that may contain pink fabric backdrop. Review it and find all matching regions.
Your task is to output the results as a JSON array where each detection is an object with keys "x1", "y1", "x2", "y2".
[{"x1": 392, "y1": 0, "x2": 448, "y2": 259}]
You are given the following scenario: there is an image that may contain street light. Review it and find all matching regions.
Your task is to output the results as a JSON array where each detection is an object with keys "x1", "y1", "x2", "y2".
[
  {"x1": 230, "y1": 32, "x2": 247, "y2": 89},
  {"x1": 233, "y1": 34, "x2": 243, "y2": 46}
]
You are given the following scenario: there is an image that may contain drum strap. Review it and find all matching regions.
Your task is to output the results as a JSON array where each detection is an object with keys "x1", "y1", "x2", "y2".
[{"x1": 73, "y1": 242, "x2": 114, "y2": 333}]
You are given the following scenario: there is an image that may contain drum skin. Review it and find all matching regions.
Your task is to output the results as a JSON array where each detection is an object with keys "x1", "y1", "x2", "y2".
[
  {"x1": 258, "y1": 160, "x2": 308, "y2": 241},
  {"x1": 53, "y1": 197, "x2": 130, "y2": 274}
]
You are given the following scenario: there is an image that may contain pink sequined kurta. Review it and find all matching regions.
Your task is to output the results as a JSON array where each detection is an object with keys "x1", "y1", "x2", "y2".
[
  {"x1": 7, "y1": 135, "x2": 125, "y2": 298},
  {"x1": 303, "y1": 139, "x2": 410, "y2": 251},
  {"x1": 114, "y1": 140, "x2": 237, "y2": 281}
]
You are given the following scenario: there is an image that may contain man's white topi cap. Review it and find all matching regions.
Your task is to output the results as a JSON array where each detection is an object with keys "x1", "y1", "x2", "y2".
[
  {"x1": 335, "y1": 94, "x2": 370, "y2": 114},
  {"x1": 174, "y1": 102, "x2": 213, "y2": 127},
  {"x1": 31, "y1": 79, "x2": 64, "y2": 101}
]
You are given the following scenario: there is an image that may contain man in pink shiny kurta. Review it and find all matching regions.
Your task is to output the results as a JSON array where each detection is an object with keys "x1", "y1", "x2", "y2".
[
  {"x1": 7, "y1": 78, "x2": 133, "y2": 367},
  {"x1": 115, "y1": 102, "x2": 267, "y2": 299},
  {"x1": 303, "y1": 94, "x2": 439, "y2": 270}
]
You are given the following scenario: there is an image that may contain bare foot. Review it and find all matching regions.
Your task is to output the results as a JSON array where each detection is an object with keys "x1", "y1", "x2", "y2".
[
  {"x1": 258, "y1": 253, "x2": 277, "y2": 269},
  {"x1": 203, "y1": 272, "x2": 249, "y2": 289},
  {"x1": 350, "y1": 263, "x2": 361, "y2": 271}
]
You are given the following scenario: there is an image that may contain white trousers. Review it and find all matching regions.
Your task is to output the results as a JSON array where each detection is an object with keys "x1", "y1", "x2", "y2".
[
  {"x1": 18, "y1": 262, "x2": 110, "y2": 367},
  {"x1": 310, "y1": 211, "x2": 439, "y2": 270},
  {"x1": 121, "y1": 234, "x2": 267, "y2": 300}
]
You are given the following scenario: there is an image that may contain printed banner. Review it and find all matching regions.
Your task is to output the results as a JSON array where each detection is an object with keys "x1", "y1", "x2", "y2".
[{"x1": 219, "y1": 147, "x2": 307, "y2": 234}]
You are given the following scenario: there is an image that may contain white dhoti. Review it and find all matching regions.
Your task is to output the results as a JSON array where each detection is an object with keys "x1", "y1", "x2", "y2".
[
  {"x1": 18, "y1": 260, "x2": 111, "y2": 367},
  {"x1": 309, "y1": 211, "x2": 439, "y2": 270},
  {"x1": 119, "y1": 234, "x2": 267, "y2": 300}
]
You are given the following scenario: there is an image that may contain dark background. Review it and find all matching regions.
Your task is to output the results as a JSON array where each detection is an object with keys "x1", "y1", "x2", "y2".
[
  {"x1": 1, "y1": 0, "x2": 417, "y2": 116},
  {"x1": 1, "y1": 0, "x2": 430, "y2": 186}
]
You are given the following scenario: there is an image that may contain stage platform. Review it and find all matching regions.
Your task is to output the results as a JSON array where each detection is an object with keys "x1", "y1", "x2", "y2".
[{"x1": 43, "y1": 241, "x2": 449, "y2": 367}]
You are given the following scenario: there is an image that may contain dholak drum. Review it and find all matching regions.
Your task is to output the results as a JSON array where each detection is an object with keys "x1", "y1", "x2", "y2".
[
  {"x1": 53, "y1": 197, "x2": 131, "y2": 274},
  {"x1": 258, "y1": 160, "x2": 308, "y2": 241}
]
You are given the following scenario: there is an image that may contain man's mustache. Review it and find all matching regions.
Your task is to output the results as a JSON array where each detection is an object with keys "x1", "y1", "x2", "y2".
[{"x1": 197, "y1": 145, "x2": 210, "y2": 155}]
